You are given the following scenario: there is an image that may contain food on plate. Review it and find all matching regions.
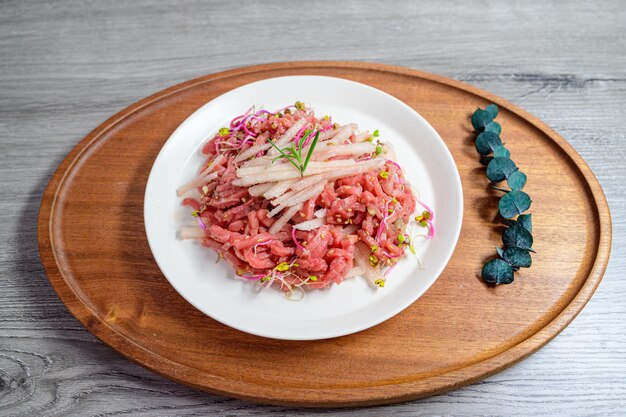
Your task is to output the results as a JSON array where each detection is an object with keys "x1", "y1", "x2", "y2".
[{"x1": 178, "y1": 102, "x2": 434, "y2": 298}]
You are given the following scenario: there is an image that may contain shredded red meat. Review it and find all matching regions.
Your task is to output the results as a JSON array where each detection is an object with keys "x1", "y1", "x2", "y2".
[{"x1": 179, "y1": 104, "x2": 419, "y2": 291}]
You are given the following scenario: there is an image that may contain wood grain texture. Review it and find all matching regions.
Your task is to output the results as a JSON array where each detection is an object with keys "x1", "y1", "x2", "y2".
[
  {"x1": 36, "y1": 62, "x2": 611, "y2": 408},
  {"x1": 1, "y1": 0, "x2": 625, "y2": 416}
]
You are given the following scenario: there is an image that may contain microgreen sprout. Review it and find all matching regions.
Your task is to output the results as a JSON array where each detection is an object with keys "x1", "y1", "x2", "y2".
[
  {"x1": 275, "y1": 262, "x2": 290, "y2": 272},
  {"x1": 367, "y1": 129, "x2": 380, "y2": 142},
  {"x1": 409, "y1": 239, "x2": 416, "y2": 255},
  {"x1": 254, "y1": 259, "x2": 324, "y2": 301},
  {"x1": 414, "y1": 210, "x2": 431, "y2": 227}
]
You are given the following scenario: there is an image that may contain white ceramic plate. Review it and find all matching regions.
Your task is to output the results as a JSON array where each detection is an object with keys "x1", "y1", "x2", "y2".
[{"x1": 144, "y1": 76, "x2": 463, "y2": 340}]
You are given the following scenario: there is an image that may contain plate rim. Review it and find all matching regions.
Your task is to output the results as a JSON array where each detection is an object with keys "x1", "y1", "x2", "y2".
[
  {"x1": 143, "y1": 74, "x2": 464, "y2": 340},
  {"x1": 37, "y1": 61, "x2": 611, "y2": 407}
]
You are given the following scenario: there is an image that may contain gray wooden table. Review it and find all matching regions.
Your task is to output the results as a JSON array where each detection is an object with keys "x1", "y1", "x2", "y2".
[{"x1": 1, "y1": 1, "x2": 624, "y2": 415}]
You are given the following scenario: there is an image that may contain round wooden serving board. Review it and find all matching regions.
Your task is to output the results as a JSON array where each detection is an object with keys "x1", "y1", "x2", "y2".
[{"x1": 38, "y1": 62, "x2": 611, "y2": 407}]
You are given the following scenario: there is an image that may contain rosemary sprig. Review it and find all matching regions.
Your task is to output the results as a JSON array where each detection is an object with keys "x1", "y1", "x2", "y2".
[
  {"x1": 268, "y1": 130, "x2": 320, "y2": 176},
  {"x1": 302, "y1": 130, "x2": 320, "y2": 172}
]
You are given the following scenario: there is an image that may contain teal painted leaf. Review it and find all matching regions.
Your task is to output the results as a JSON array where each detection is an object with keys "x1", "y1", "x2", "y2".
[
  {"x1": 502, "y1": 216, "x2": 532, "y2": 233},
  {"x1": 502, "y1": 247, "x2": 532, "y2": 268},
  {"x1": 502, "y1": 219, "x2": 517, "y2": 227},
  {"x1": 482, "y1": 259, "x2": 514, "y2": 285},
  {"x1": 496, "y1": 246, "x2": 505, "y2": 258},
  {"x1": 507, "y1": 170, "x2": 527, "y2": 190},
  {"x1": 493, "y1": 145, "x2": 510, "y2": 158},
  {"x1": 498, "y1": 190, "x2": 531, "y2": 218},
  {"x1": 486, "y1": 157, "x2": 518, "y2": 182},
  {"x1": 475, "y1": 131, "x2": 502, "y2": 155},
  {"x1": 502, "y1": 222, "x2": 533, "y2": 250},
  {"x1": 480, "y1": 155, "x2": 494, "y2": 166},
  {"x1": 484, "y1": 121, "x2": 502, "y2": 135},
  {"x1": 486, "y1": 104, "x2": 499, "y2": 119},
  {"x1": 518, "y1": 213, "x2": 532, "y2": 233},
  {"x1": 472, "y1": 108, "x2": 493, "y2": 132}
]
